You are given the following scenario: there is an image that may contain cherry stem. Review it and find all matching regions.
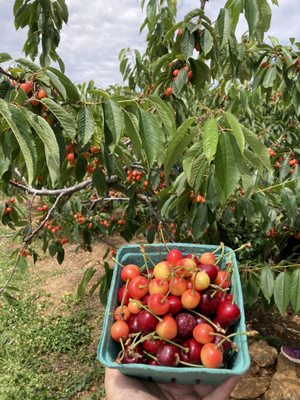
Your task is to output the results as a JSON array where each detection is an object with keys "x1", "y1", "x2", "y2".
[
  {"x1": 212, "y1": 330, "x2": 258, "y2": 348},
  {"x1": 215, "y1": 242, "x2": 225, "y2": 265},
  {"x1": 212, "y1": 243, "x2": 223, "y2": 255},
  {"x1": 152, "y1": 335, "x2": 189, "y2": 353},
  {"x1": 209, "y1": 284, "x2": 229, "y2": 292},
  {"x1": 158, "y1": 222, "x2": 170, "y2": 252},
  {"x1": 179, "y1": 361, "x2": 205, "y2": 368},
  {"x1": 129, "y1": 298, "x2": 162, "y2": 322},
  {"x1": 120, "y1": 279, "x2": 129, "y2": 309},
  {"x1": 119, "y1": 337, "x2": 125, "y2": 352},
  {"x1": 190, "y1": 310, "x2": 225, "y2": 333},
  {"x1": 140, "y1": 245, "x2": 156, "y2": 268},
  {"x1": 140, "y1": 245, "x2": 150, "y2": 276},
  {"x1": 143, "y1": 351, "x2": 157, "y2": 362},
  {"x1": 223, "y1": 242, "x2": 251, "y2": 259},
  {"x1": 162, "y1": 270, "x2": 175, "y2": 303},
  {"x1": 130, "y1": 331, "x2": 154, "y2": 348},
  {"x1": 112, "y1": 257, "x2": 125, "y2": 269}
]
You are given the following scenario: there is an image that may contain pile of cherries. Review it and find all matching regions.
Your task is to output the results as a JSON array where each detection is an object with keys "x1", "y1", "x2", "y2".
[{"x1": 110, "y1": 248, "x2": 244, "y2": 369}]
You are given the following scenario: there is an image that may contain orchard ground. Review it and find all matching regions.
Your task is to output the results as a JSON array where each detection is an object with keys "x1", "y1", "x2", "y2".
[{"x1": 0, "y1": 225, "x2": 298, "y2": 400}]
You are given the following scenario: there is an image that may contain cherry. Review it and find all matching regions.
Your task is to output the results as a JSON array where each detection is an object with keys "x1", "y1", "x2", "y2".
[
  {"x1": 200, "y1": 343, "x2": 223, "y2": 368},
  {"x1": 191, "y1": 271, "x2": 210, "y2": 291},
  {"x1": 153, "y1": 261, "x2": 171, "y2": 280},
  {"x1": 216, "y1": 302, "x2": 240, "y2": 327},
  {"x1": 148, "y1": 293, "x2": 170, "y2": 315},
  {"x1": 170, "y1": 276, "x2": 187, "y2": 296},
  {"x1": 136, "y1": 310, "x2": 158, "y2": 333},
  {"x1": 114, "y1": 305, "x2": 131, "y2": 322},
  {"x1": 128, "y1": 299, "x2": 142, "y2": 314},
  {"x1": 156, "y1": 315, "x2": 177, "y2": 340},
  {"x1": 214, "y1": 270, "x2": 231, "y2": 289},
  {"x1": 142, "y1": 293, "x2": 150, "y2": 306},
  {"x1": 37, "y1": 88, "x2": 47, "y2": 99},
  {"x1": 173, "y1": 69, "x2": 180, "y2": 77},
  {"x1": 198, "y1": 292, "x2": 219, "y2": 315},
  {"x1": 110, "y1": 320, "x2": 129, "y2": 342},
  {"x1": 128, "y1": 276, "x2": 149, "y2": 299},
  {"x1": 127, "y1": 314, "x2": 140, "y2": 333},
  {"x1": 167, "y1": 295, "x2": 182, "y2": 315},
  {"x1": 157, "y1": 343, "x2": 179, "y2": 367},
  {"x1": 181, "y1": 289, "x2": 201, "y2": 309},
  {"x1": 122, "y1": 344, "x2": 144, "y2": 364},
  {"x1": 20, "y1": 80, "x2": 32, "y2": 94},
  {"x1": 166, "y1": 249, "x2": 183, "y2": 266},
  {"x1": 186, "y1": 254, "x2": 201, "y2": 267},
  {"x1": 180, "y1": 338, "x2": 202, "y2": 364},
  {"x1": 213, "y1": 335, "x2": 232, "y2": 355},
  {"x1": 193, "y1": 323, "x2": 215, "y2": 344},
  {"x1": 165, "y1": 87, "x2": 173, "y2": 97},
  {"x1": 199, "y1": 252, "x2": 216, "y2": 265},
  {"x1": 142, "y1": 338, "x2": 162, "y2": 355},
  {"x1": 175, "y1": 258, "x2": 196, "y2": 277},
  {"x1": 200, "y1": 264, "x2": 218, "y2": 281},
  {"x1": 148, "y1": 359, "x2": 159, "y2": 365},
  {"x1": 121, "y1": 264, "x2": 140, "y2": 282},
  {"x1": 175, "y1": 313, "x2": 196, "y2": 339},
  {"x1": 149, "y1": 277, "x2": 169, "y2": 295}
]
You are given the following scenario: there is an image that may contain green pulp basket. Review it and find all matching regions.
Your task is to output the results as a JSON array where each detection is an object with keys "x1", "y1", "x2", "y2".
[{"x1": 97, "y1": 243, "x2": 250, "y2": 385}]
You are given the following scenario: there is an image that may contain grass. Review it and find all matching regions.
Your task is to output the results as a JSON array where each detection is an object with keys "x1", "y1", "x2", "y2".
[{"x1": 0, "y1": 225, "x2": 106, "y2": 400}]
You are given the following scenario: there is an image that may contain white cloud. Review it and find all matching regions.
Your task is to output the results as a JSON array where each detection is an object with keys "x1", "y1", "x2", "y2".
[{"x1": 0, "y1": 0, "x2": 299, "y2": 86}]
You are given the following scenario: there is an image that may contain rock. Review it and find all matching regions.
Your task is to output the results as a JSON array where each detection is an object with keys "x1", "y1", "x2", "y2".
[
  {"x1": 230, "y1": 377, "x2": 271, "y2": 399},
  {"x1": 249, "y1": 340, "x2": 278, "y2": 367},
  {"x1": 264, "y1": 354, "x2": 300, "y2": 400}
]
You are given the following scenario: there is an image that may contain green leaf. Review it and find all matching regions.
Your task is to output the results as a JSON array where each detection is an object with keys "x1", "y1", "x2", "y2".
[
  {"x1": 172, "y1": 69, "x2": 188, "y2": 96},
  {"x1": 49, "y1": 241, "x2": 58, "y2": 257},
  {"x1": 47, "y1": 67, "x2": 80, "y2": 101},
  {"x1": 243, "y1": 127, "x2": 272, "y2": 172},
  {"x1": 262, "y1": 66, "x2": 277, "y2": 88},
  {"x1": 280, "y1": 187, "x2": 297, "y2": 223},
  {"x1": 189, "y1": 59, "x2": 211, "y2": 95},
  {"x1": 76, "y1": 267, "x2": 96, "y2": 300},
  {"x1": 290, "y1": 269, "x2": 300, "y2": 313},
  {"x1": 104, "y1": 99, "x2": 124, "y2": 147},
  {"x1": 45, "y1": 69, "x2": 67, "y2": 100},
  {"x1": 225, "y1": 112, "x2": 245, "y2": 154},
  {"x1": 258, "y1": 0, "x2": 272, "y2": 32},
  {"x1": 165, "y1": 117, "x2": 196, "y2": 177},
  {"x1": 77, "y1": 107, "x2": 95, "y2": 147},
  {"x1": 92, "y1": 167, "x2": 107, "y2": 196},
  {"x1": 0, "y1": 53, "x2": 12, "y2": 63},
  {"x1": 274, "y1": 271, "x2": 291, "y2": 315},
  {"x1": 99, "y1": 261, "x2": 113, "y2": 305},
  {"x1": 0, "y1": 101, "x2": 35, "y2": 184},
  {"x1": 57, "y1": 247, "x2": 65, "y2": 265},
  {"x1": 203, "y1": 29, "x2": 213, "y2": 55},
  {"x1": 192, "y1": 203, "x2": 208, "y2": 240},
  {"x1": 260, "y1": 266, "x2": 274, "y2": 302},
  {"x1": 215, "y1": 133, "x2": 241, "y2": 201},
  {"x1": 181, "y1": 29, "x2": 195, "y2": 60},
  {"x1": 244, "y1": 0, "x2": 259, "y2": 38},
  {"x1": 203, "y1": 118, "x2": 219, "y2": 163},
  {"x1": 41, "y1": 98, "x2": 76, "y2": 139},
  {"x1": 148, "y1": 95, "x2": 176, "y2": 135},
  {"x1": 20, "y1": 109, "x2": 60, "y2": 185},
  {"x1": 139, "y1": 109, "x2": 158, "y2": 167},
  {"x1": 217, "y1": 8, "x2": 232, "y2": 48},
  {"x1": 123, "y1": 110, "x2": 142, "y2": 158}
]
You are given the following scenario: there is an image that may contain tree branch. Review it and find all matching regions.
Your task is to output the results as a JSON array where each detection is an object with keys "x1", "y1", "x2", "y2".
[
  {"x1": 0, "y1": 67, "x2": 23, "y2": 82},
  {"x1": 200, "y1": 0, "x2": 208, "y2": 10}
]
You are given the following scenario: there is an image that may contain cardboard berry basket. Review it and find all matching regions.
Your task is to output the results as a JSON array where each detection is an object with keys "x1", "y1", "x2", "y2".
[{"x1": 97, "y1": 243, "x2": 250, "y2": 385}]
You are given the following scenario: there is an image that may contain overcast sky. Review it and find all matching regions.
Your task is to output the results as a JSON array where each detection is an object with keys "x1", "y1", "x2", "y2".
[{"x1": 0, "y1": 0, "x2": 299, "y2": 87}]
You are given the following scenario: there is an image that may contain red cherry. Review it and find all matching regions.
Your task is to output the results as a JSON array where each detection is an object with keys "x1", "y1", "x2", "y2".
[
  {"x1": 127, "y1": 314, "x2": 140, "y2": 333},
  {"x1": 136, "y1": 310, "x2": 158, "y2": 333},
  {"x1": 37, "y1": 88, "x2": 47, "y2": 99},
  {"x1": 193, "y1": 323, "x2": 215, "y2": 344},
  {"x1": 128, "y1": 276, "x2": 148, "y2": 299},
  {"x1": 167, "y1": 295, "x2": 182, "y2": 315},
  {"x1": 110, "y1": 320, "x2": 129, "y2": 342},
  {"x1": 142, "y1": 338, "x2": 162, "y2": 355},
  {"x1": 148, "y1": 293, "x2": 170, "y2": 315},
  {"x1": 200, "y1": 264, "x2": 218, "y2": 281},
  {"x1": 157, "y1": 343, "x2": 179, "y2": 366},
  {"x1": 216, "y1": 302, "x2": 240, "y2": 327},
  {"x1": 173, "y1": 69, "x2": 180, "y2": 77},
  {"x1": 120, "y1": 264, "x2": 140, "y2": 282},
  {"x1": 118, "y1": 285, "x2": 130, "y2": 306},
  {"x1": 20, "y1": 80, "x2": 32, "y2": 94},
  {"x1": 166, "y1": 249, "x2": 183, "y2": 266},
  {"x1": 180, "y1": 338, "x2": 202, "y2": 364},
  {"x1": 181, "y1": 289, "x2": 201, "y2": 310},
  {"x1": 214, "y1": 270, "x2": 231, "y2": 289},
  {"x1": 165, "y1": 87, "x2": 173, "y2": 97}
]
